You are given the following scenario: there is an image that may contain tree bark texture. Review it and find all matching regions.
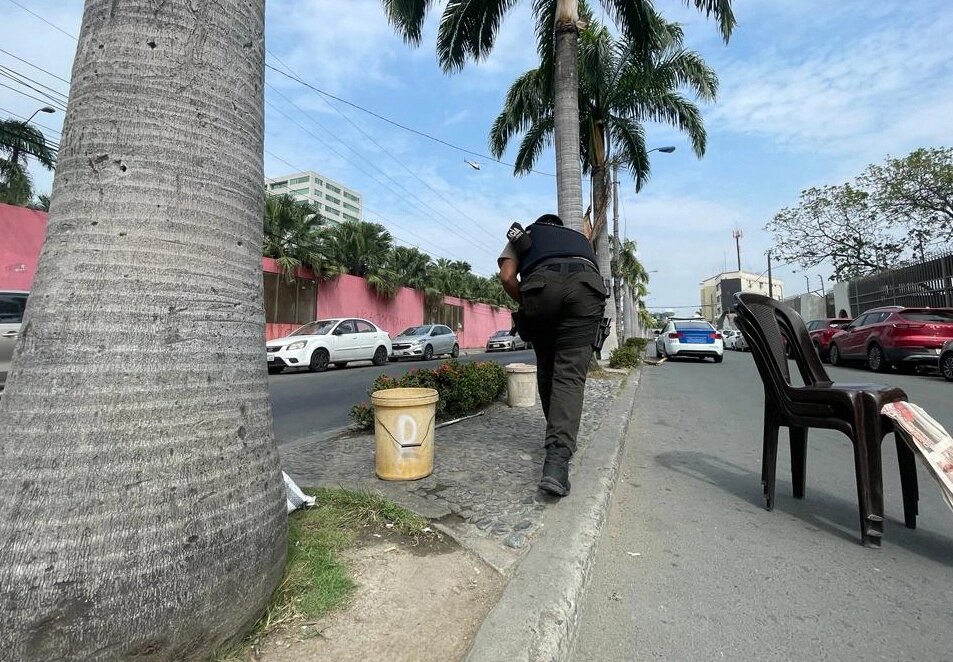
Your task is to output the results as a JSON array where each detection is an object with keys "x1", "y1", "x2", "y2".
[
  {"x1": 0, "y1": 1, "x2": 286, "y2": 660},
  {"x1": 611, "y1": 166, "x2": 624, "y2": 348},
  {"x1": 553, "y1": 1, "x2": 584, "y2": 231},
  {"x1": 591, "y1": 165, "x2": 617, "y2": 353}
]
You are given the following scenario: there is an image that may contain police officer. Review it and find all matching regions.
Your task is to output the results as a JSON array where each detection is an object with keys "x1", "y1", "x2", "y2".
[{"x1": 498, "y1": 213, "x2": 608, "y2": 496}]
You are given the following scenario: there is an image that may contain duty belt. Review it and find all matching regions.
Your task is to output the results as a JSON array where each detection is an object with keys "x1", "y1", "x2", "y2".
[{"x1": 533, "y1": 257, "x2": 599, "y2": 275}]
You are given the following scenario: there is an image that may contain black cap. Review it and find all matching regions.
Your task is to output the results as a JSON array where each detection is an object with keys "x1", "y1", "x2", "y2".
[{"x1": 535, "y1": 213, "x2": 563, "y2": 226}]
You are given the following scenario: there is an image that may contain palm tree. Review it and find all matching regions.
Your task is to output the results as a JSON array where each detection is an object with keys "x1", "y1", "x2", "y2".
[
  {"x1": 0, "y1": 118, "x2": 56, "y2": 206},
  {"x1": 264, "y1": 193, "x2": 332, "y2": 279},
  {"x1": 0, "y1": 1, "x2": 285, "y2": 659},
  {"x1": 29, "y1": 192, "x2": 52, "y2": 212},
  {"x1": 616, "y1": 237, "x2": 653, "y2": 340},
  {"x1": 322, "y1": 219, "x2": 399, "y2": 298},
  {"x1": 386, "y1": 245, "x2": 433, "y2": 290},
  {"x1": 490, "y1": 17, "x2": 716, "y2": 349},
  {"x1": 383, "y1": 0, "x2": 734, "y2": 230}
]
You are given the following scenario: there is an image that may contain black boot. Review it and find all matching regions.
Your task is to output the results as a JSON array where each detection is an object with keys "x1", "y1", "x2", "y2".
[{"x1": 539, "y1": 445, "x2": 572, "y2": 496}]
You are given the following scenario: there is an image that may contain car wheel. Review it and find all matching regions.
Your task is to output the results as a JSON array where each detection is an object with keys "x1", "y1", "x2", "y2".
[
  {"x1": 829, "y1": 343, "x2": 841, "y2": 366},
  {"x1": 714, "y1": 354, "x2": 723, "y2": 363},
  {"x1": 334, "y1": 362, "x2": 348, "y2": 369},
  {"x1": 942, "y1": 352, "x2": 953, "y2": 382},
  {"x1": 422, "y1": 345, "x2": 433, "y2": 361},
  {"x1": 308, "y1": 348, "x2": 329, "y2": 373},
  {"x1": 867, "y1": 343, "x2": 889, "y2": 372},
  {"x1": 372, "y1": 346, "x2": 388, "y2": 366},
  {"x1": 451, "y1": 344, "x2": 460, "y2": 358},
  {"x1": 267, "y1": 366, "x2": 284, "y2": 375}
]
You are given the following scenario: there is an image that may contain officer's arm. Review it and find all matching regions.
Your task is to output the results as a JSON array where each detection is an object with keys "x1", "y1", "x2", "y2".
[{"x1": 499, "y1": 258, "x2": 521, "y2": 303}]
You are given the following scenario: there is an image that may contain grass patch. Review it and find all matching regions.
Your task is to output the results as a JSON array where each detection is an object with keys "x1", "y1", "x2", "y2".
[{"x1": 217, "y1": 487, "x2": 428, "y2": 660}]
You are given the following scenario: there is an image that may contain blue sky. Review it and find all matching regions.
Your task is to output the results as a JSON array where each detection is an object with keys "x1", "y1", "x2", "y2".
[{"x1": 3, "y1": 0, "x2": 952, "y2": 312}]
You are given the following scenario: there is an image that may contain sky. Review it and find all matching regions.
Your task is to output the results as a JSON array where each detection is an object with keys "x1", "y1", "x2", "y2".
[{"x1": 2, "y1": 0, "x2": 952, "y2": 313}]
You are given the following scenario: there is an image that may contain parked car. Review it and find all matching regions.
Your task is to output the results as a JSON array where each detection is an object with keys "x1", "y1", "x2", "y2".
[
  {"x1": 485, "y1": 329, "x2": 527, "y2": 352},
  {"x1": 266, "y1": 318, "x2": 392, "y2": 373},
  {"x1": 0, "y1": 290, "x2": 28, "y2": 389},
  {"x1": 828, "y1": 306, "x2": 953, "y2": 372},
  {"x1": 655, "y1": 319, "x2": 724, "y2": 362},
  {"x1": 806, "y1": 317, "x2": 853, "y2": 361},
  {"x1": 723, "y1": 329, "x2": 739, "y2": 350},
  {"x1": 390, "y1": 324, "x2": 459, "y2": 361},
  {"x1": 940, "y1": 340, "x2": 953, "y2": 382}
]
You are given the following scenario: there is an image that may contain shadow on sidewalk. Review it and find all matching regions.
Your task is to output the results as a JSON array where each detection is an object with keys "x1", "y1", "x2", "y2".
[{"x1": 654, "y1": 449, "x2": 953, "y2": 567}]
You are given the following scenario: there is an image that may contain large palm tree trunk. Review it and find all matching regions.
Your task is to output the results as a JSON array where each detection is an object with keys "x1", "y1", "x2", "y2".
[
  {"x1": 553, "y1": 0, "x2": 584, "y2": 230},
  {"x1": 0, "y1": 1, "x2": 286, "y2": 659},
  {"x1": 591, "y1": 167, "x2": 617, "y2": 353}
]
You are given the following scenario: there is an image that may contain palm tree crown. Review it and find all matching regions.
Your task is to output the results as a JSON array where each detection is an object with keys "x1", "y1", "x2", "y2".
[{"x1": 0, "y1": 118, "x2": 57, "y2": 206}]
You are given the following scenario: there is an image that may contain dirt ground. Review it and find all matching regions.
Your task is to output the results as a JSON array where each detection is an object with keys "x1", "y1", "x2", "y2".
[{"x1": 247, "y1": 528, "x2": 505, "y2": 662}]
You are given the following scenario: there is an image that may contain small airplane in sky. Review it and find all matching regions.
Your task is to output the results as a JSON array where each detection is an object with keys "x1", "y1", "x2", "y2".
[{"x1": 464, "y1": 159, "x2": 481, "y2": 171}]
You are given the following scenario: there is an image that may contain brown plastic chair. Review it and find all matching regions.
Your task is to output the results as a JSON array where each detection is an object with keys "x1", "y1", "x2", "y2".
[{"x1": 734, "y1": 292, "x2": 918, "y2": 548}]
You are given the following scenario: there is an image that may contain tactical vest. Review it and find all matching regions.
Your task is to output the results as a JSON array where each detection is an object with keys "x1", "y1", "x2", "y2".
[{"x1": 516, "y1": 222, "x2": 598, "y2": 278}]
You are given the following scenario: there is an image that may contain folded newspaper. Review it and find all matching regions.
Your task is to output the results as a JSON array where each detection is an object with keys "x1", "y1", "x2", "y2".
[
  {"x1": 283, "y1": 471, "x2": 315, "y2": 513},
  {"x1": 881, "y1": 401, "x2": 953, "y2": 512}
]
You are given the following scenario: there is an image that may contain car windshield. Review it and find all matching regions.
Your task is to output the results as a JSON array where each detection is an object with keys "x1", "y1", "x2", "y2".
[
  {"x1": 674, "y1": 321, "x2": 714, "y2": 331},
  {"x1": 290, "y1": 320, "x2": 337, "y2": 336},
  {"x1": 400, "y1": 326, "x2": 432, "y2": 336},
  {"x1": 901, "y1": 310, "x2": 953, "y2": 323},
  {"x1": 491, "y1": 330, "x2": 510, "y2": 338}
]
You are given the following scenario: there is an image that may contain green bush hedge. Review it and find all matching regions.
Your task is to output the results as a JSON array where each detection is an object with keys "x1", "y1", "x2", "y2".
[
  {"x1": 623, "y1": 337, "x2": 650, "y2": 352},
  {"x1": 350, "y1": 360, "x2": 507, "y2": 430},
  {"x1": 609, "y1": 342, "x2": 646, "y2": 369}
]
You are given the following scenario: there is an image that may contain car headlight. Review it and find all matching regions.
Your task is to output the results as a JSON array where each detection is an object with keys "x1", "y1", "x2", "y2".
[{"x1": 286, "y1": 341, "x2": 307, "y2": 351}]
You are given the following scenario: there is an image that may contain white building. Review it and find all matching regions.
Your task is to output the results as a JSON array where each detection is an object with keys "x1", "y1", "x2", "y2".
[
  {"x1": 699, "y1": 270, "x2": 784, "y2": 326},
  {"x1": 265, "y1": 171, "x2": 363, "y2": 223}
]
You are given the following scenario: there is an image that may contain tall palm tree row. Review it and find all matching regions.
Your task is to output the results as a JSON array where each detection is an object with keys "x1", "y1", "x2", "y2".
[
  {"x1": 489, "y1": 16, "x2": 716, "y2": 348},
  {"x1": 383, "y1": 0, "x2": 734, "y2": 231},
  {"x1": 0, "y1": 1, "x2": 287, "y2": 659},
  {"x1": 0, "y1": 117, "x2": 57, "y2": 206},
  {"x1": 264, "y1": 198, "x2": 513, "y2": 308},
  {"x1": 615, "y1": 237, "x2": 654, "y2": 340}
]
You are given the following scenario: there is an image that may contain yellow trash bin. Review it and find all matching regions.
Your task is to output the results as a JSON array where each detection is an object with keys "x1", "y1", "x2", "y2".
[{"x1": 371, "y1": 387, "x2": 439, "y2": 481}]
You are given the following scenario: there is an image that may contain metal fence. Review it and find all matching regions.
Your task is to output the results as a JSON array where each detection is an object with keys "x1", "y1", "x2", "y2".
[{"x1": 848, "y1": 251, "x2": 953, "y2": 314}]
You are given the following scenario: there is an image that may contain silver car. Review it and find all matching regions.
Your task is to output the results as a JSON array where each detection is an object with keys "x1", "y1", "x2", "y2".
[
  {"x1": 390, "y1": 324, "x2": 459, "y2": 361},
  {"x1": 1, "y1": 291, "x2": 28, "y2": 389},
  {"x1": 486, "y1": 329, "x2": 527, "y2": 352}
]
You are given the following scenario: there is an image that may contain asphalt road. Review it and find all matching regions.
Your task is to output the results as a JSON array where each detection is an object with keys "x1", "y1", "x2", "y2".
[
  {"x1": 267, "y1": 349, "x2": 536, "y2": 445},
  {"x1": 574, "y1": 348, "x2": 953, "y2": 661}
]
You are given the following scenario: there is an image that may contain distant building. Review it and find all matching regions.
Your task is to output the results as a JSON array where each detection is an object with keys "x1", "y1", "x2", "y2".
[
  {"x1": 265, "y1": 171, "x2": 363, "y2": 223},
  {"x1": 699, "y1": 270, "x2": 784, "y2": 326}
]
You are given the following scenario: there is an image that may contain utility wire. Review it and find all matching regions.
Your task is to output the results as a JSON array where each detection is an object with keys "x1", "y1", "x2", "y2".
[
  {"x1": 264, "y1": 85, "x2": 500, "y2": 257},
  {"x1": 266, "y1": 52, "x2": 507, "y2": 246},
  {"x1": 265, "y1": 62, "x2": 555, "y2": 178},
  {"x1": 5, "y1": 0, "x2": 77, "y2": 40},
  {"x1": 0, "y1": 66, "x2": 69, "y2": 110},
  {"x1": 0, "y1": 81, "x2": 67, "y2": 111},
  {"x1": 0, "y1": 47, "x2": 73, "y2": 85},
  {"x1": 0, "y1": 106, "x2": 62, "y2": 138}
]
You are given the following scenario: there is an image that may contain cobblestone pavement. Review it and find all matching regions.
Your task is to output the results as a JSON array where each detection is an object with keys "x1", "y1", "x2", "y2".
[{"x1": 280, "y1": 376, "x2": 623, "y2": 554}]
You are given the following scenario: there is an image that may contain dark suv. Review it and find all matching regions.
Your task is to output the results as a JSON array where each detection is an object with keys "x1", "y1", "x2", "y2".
[
  {"x1": 828, "y1": 306, "x2": 953, "y2": 372},
  {"x1": 806, "y1": 317, "x2": 853, "y2": 361}
]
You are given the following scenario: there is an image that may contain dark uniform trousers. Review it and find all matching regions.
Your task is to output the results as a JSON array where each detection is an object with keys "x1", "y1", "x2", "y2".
[{"x1": 519, "y1": 259, "x2": 607, "y2": 454}]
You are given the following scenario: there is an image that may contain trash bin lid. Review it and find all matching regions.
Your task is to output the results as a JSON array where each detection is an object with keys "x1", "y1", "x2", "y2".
[
  {"x1": 371, "y1": 387, "x2": 439, "y2": 407},
  {"x1": 504, "y1": 362, "x2": 537, "y2": 374}
]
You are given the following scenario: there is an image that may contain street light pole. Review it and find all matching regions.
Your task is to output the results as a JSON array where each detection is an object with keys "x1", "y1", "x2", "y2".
[
  {"x1": 804, "y1": 274, "x2": 810, "y2": 294},
  {"x1": 767, "y1": 250, "x2": 774, "y2": 299},
  {"x1": 817, "y1": 274, "x2": 826, "y2": 295},
  {"x1": 24, "y1": 106, "x2": 56, "y2": 125}
]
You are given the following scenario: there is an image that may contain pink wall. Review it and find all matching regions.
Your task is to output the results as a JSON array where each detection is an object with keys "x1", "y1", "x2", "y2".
[
  {"x1": 443, "y1": 296, "x2": 514, "y2": 349},
  {"x1": 262, "y1": 262, "x2": 513, "y2": 349},
  {"x1": 0, "y1": 203, "x2": 47, "y2": 291},
  {"x1": 317, "y1": 273, "x2": 425, "y2": 337}
]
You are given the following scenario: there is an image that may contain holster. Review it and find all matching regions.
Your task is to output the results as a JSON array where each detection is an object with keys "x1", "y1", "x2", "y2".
[{"x1": 592, "y1": 317, "x2": 612, "y2": 352}]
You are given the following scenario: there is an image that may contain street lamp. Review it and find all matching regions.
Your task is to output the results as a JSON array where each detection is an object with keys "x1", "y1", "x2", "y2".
[
  {"x1": 24, "y1": 106, "x2": 55, "y2": 124},
  {"x1": 817, "y1": 274, "x2": 826, "y2": 295},
  {"x1": 649, "y1": 146, "x2": 676, "y2": 154}
]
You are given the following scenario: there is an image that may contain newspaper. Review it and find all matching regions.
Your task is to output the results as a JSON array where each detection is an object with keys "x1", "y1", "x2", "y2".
[
  {"x1": 283, "y1": 471, "x2": 315, "y2": 513},
  {"x1": 881, "y1": 401, "x2": 953, "y2": 512}
]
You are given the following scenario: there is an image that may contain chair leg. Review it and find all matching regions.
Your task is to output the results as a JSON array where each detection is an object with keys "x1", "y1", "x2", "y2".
[
  {"x1": 895, "y1": 433, "x2": 919, "y2": 529},
  {"x1": 790, "y1": 427, "x2": 808, "y2": 499},
  {"x1": 763, "y1": 409, "x2": 780, "y2": 511}
]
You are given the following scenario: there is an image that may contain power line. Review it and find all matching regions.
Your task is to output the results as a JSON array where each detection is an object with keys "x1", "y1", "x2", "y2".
[
  {"x1": 0, "y1": 106, "x2": 62, "y2": 137},
  {"x1": 0, "y1": 66, "x2": 69, "y2": 110},
  {"x1": 263, "y1": 96, "x2": 501, "y2": 260},
  {"x1": 266, "y1": 52, "x2": 505, "y2": 247},
  {"x1": 5, "y1": 0, "x2": 77, "y2": 40},
  {"x1": 265, "y1": 62, "x2": 556, "y2": 178},
  {"x1": 0, "y1": 81, "x2": 67, "y2": 111},
  {"x1": 0, "y1": 47, "x2": 73, "y2": 85}
]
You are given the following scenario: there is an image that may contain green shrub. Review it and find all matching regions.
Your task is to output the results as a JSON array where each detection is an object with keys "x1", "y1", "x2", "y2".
[
  {"x1": 350, "y1": 360, "x2": 507, "y2": 429},
  {"x1": 624, "y1": 337, "x2": 649, "y2": 352},
  {"x1": 609, "y1": 345, "x2": 642, "y2": 369}
]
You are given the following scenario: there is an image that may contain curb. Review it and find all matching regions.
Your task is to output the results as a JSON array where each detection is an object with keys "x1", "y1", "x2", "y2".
[{"x1": 464, "y1": 366, "x2": 643, "y2": 662}]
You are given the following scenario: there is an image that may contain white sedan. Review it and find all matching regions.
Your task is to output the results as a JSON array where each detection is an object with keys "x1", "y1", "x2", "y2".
[
  {"x1": 655, "y1": 319, "x2": 724, "y2": 362},
  {"x1": 266, "y1": 318, "x2": 392, "y2": 373}
]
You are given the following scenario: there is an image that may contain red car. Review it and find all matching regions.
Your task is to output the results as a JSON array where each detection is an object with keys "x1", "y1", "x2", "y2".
[
  {"x1": 806, "y1": 318, "x2": 853, "y2": 361},
  {"x1": 829, "y1": 306, "x2": 953, "y2": 372}
]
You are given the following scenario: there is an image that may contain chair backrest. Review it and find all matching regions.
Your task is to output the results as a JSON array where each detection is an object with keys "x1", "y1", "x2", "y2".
[{"x1": 734, "y1": 293, "x2": 832, "y2": 392}]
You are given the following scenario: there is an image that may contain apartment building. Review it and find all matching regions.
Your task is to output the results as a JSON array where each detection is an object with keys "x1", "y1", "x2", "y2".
[
  {"x1": 699, "y1": 270, "x2": 784, "y2": 325},
  {"x1": 265, "y1": 171, "x2": 363, "y2": 223}
]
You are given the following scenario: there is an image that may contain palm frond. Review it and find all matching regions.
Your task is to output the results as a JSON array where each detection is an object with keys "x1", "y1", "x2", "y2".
[
  {"x1": 437, "y1": 0, "x2": 520, "y2": 73},
  {"x1": 381, "y1": 0, "x2": 438, "y2": 45}
]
